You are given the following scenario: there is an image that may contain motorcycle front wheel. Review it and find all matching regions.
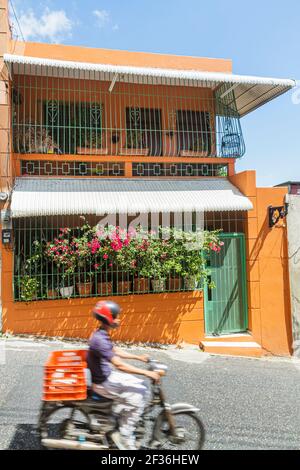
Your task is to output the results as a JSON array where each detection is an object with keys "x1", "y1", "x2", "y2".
[{"x1": 152, "y1": 411, "x2": 205, "y2": 450}]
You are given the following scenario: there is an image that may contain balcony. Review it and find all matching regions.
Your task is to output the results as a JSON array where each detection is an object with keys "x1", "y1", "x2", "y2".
[{"x1": 11, "y1": 74, "x2": 245, "y2": 161}]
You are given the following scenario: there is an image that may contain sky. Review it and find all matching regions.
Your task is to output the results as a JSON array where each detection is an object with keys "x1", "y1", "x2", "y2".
[{"x1": 9, "y1": 0, "x2": 300, "y2": 186}]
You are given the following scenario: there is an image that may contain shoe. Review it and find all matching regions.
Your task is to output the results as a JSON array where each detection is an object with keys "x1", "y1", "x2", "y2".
[{"x1": 110, "y1": 431, "x2": 136, "y2": 450}]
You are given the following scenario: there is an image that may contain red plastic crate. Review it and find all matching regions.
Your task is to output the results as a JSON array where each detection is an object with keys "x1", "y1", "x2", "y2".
[{"x1": 43, "y1": 350, "x2": 88, "y2": 402}]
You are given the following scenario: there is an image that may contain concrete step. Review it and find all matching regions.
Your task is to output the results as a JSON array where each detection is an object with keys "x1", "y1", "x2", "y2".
[
  {"x1": 200, "y1": 337, "x2": 263, "y2": 357},
  {"x1": 203, "y1": 334, "x2": 255, "y2": 343}
]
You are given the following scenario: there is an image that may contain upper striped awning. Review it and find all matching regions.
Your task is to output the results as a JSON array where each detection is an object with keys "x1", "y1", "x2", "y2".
[
  {"x1": 11, "y1": 178, "x2": 253, "y2": 217},
  {"x1": 4, "y1": 53, "x2": 295, "y2": 116}
]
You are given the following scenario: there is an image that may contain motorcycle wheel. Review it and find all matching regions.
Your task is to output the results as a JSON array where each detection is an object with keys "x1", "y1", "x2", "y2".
[
  {"x1": 39, "y1": 404, "x2": 90, "y2": 448},
  {"x1": 152, "y1": 411, "x2": 205, "y2": 450}
]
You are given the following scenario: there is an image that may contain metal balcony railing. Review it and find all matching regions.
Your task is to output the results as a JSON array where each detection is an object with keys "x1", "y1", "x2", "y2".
[{"x1": 11, "y1": 71, "x2": 245, "y2": 159}]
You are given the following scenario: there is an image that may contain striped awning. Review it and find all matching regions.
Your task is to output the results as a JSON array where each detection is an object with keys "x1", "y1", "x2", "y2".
[
  {"x1": 10, "y1": 178, "x2": 253, "y2": 217},
  {"x1": 4, "y1": 53, "x2": 295, "y2": 116}
]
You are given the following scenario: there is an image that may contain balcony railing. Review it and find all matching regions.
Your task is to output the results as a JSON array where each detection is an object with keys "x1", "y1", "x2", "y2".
[{"x1": 11, "y1": 74, "x2": 245, "y2": 158}]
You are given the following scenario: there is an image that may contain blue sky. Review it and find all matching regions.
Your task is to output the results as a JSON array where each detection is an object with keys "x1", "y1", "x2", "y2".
[{"x1": 10, "y1": 0, "x2": 300, "y2": 186}]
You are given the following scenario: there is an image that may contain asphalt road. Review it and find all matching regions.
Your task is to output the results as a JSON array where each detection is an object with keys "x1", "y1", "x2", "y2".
[{"x1": 0, "y1": 337, "x2": 300, "y2": 450}]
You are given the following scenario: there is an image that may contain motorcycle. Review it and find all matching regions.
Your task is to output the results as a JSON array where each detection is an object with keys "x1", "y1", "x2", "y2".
[{"x1": 38, "y1": 358, "x2": 205, "y2": 450}]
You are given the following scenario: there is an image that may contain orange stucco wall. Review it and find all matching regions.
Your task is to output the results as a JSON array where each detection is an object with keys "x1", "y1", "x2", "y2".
[
  {"x1": 10, "y1": 40, "x2": 232, "y2": 74},
  {"x1": 1, "y1": 167, "x2": 293, "y2": 355},
  {"x1": 2, "y1": 279, "x2": 204, "y2": 345},
  {"x1": 230, "y1": 170, "x2": 292, "y2": 355},
  {"x1": 0, "y1": 22, "x2": 292, "y2": 354}
]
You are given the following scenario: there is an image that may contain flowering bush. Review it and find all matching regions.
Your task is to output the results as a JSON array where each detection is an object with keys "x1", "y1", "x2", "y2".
[
  {"x1": 45, "y1": 228, "x2": 77, "y2": 286},
  {"x1": 39, "y1": 222, "x2": 224, "y2": 292}
]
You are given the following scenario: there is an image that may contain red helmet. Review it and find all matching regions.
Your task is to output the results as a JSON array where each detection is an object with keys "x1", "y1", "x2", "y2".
[{"x1": 92, "y1": 300, "x2": 121, "y2": 328}]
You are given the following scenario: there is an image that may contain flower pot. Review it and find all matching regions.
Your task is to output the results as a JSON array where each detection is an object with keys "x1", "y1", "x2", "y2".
[
  {"x1": 117, "y1": 280, "x2": 131, "y2": 295},
  {"x1": 77, "y1": 147, "x2": 108, "y2": 155},
  {"x1": 151, "y1": 278, "x2": 166, "y2": 293},
  {"x1": 47, "y1": 289, "x2": 57, "y2": 299},
  {"x1": 179, "y1": 150, "x2": 208, "y2": 158},
  {"x1": 184, "y1": 276, "x2": 198, "y2": 291},
  {"x1": 120, "y1": 148, "x2": 149, "y2": 156},
  {"x1": 168, "y1": 277, "x2": 181, "y2": 291},
  {"x1": 133, "y1": 277, "x2": 150, "y2": 293},
  {"x1": 97, "y1": 281, "x2": 113, "y2": 296},
  {"x1": 60, "y1": 286, "x2": 74, "y2": 298},
  {"x1": 76, "y1": 282, "x2": 93, "y2": 297}
]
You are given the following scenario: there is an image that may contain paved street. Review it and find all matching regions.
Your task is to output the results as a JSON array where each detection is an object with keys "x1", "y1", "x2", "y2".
[{"x1": 0, "y1": 337, "x2": 300, "y2": 450}]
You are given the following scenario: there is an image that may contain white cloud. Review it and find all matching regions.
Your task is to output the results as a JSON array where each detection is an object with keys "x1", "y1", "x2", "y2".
[
  {"x1": 19, "y1": 8, "x2": 73, "y2": 43},
  {"x1": 93, "y1": 9, "x2": 110, "y2": 29}
]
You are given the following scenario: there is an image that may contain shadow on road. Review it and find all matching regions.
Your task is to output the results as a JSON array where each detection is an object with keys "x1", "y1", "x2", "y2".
[{"x1": 8, "y1": 424, "x2": 42, "y2": 450}]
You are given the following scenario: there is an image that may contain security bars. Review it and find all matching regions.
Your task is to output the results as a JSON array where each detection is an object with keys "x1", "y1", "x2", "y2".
[
  {"x1": 11, "y1": 64, "x2": 245, "y2": 159},
  {"x1": 13, "y1": 212, "x2": 246, "y2": 302}
]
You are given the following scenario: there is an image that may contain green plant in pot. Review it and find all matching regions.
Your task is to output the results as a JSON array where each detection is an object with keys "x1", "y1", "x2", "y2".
[
  {"x1": 19, "y1": 275, "x2": 39, "y2": 302},
  {"x1": 18, "y1": 240, "x2": 44, "y2": 301},
  {"x1": 126, "y1": 129, "x2": 144, "y2": 149},
  {"x1": 140, "y1": 235, "x2": 171, "y2": 293},
  {"x1": 44, "y1": 228, "x2": 77, "y2": 298},
  {"x1": 180, "y1": 229, "x2": 223, "y2": 290},
  {"x1": 81, "y1": 128, "x2": 102, "y2": 149}
]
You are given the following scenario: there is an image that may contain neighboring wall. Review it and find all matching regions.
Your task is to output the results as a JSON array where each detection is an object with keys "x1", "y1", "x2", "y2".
[
  {"x1": 230, "y1": 170, "x2": 292, "y2": 355},
  {"x1": 286, "y1": 194, "x2": 300, "y2": 355},
  {"x1": 0, "y1": 0, "x2": 11, "y2": 195}
]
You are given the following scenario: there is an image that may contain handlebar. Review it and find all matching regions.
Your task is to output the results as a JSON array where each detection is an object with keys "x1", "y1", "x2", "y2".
[{"x1": 148, "y1": 358, "x2": 168, "y2": 378}]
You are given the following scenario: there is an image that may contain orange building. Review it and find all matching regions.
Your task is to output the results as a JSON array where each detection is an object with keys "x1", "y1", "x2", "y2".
[{"x1": 0, "y1": 0, "x2": 296, "y2": 356}]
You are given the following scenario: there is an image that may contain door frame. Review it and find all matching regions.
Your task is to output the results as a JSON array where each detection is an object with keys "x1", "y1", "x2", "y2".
[{"x1": 204, "y1": 232, "x2": 248, "y2": 335}]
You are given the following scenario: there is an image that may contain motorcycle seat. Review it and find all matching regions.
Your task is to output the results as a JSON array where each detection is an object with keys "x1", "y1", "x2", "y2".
[{"x1": 91, "y1": 391, "x2": 113, "y2": 403}]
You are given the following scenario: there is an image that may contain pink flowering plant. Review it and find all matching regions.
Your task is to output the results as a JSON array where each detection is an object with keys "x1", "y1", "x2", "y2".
[
  {"x1": 40, "y1": 220, "x2": 224, "y2": 294},
  {"x1": 45, "y1": 228, "x2": 77, "y2": 274}
]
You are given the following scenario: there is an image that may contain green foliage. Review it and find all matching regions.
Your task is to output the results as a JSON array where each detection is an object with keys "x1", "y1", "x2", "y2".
[
  {"x1": 19, "y1": 275, "x2": 39, "y2": 302},
  {"x1": 21, "y1": 223, "x2": 223, "y2": 297},
  {"x1": 126, "y1": 129, "x2": 144, "y2": 149},
  {"x1": 80, "y1": 128, "x2": 102, "y2": 149}
]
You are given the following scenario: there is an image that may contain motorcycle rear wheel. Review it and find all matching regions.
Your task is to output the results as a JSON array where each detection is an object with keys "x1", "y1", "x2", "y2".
[{"x1": 39, "y1": 404, "x2": 90, "y2": 447}]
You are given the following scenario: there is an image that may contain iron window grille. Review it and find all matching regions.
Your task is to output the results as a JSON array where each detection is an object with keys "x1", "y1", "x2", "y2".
[{"x1": 13, "y1": 212, "x2": 246, "y2": 302}]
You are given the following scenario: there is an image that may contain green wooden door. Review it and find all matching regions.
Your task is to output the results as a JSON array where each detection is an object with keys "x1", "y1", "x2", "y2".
[{"x1": 204, "y1": 233, "x2": 248, "y2": 335}]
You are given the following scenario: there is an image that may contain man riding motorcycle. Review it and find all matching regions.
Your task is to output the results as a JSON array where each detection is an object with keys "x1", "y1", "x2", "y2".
[{"x1": 87, "y1": 300, "x2": 160, "y2": 450}]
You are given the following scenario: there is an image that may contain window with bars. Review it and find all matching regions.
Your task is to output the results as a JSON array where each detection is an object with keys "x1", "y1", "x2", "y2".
[
  {"x1": 43, "y1": 101, "x2": 103, "y2": 155},
  {"x1": 13, "y1": 213, "x2": 246, "y2": 302},
  {"x1": 125, "y1": 107, "x2": 162, "y2": 156},
  {"x1": 177, "y1": 110, "x2": 212, "y2": 156}
]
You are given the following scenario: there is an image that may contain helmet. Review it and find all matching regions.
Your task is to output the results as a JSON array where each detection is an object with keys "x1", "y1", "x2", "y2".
[{"x1": 92, "y1": 300, "x2": 121, "y2": 328}]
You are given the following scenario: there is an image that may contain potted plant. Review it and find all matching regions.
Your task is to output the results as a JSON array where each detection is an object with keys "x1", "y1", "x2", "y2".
[
  {"x1": 15, "y1": 123, "x2": 60, "y2": 154},
  {"x1": 121, "y1": 129, "x2": 149, "y2": 156},
  {"x1": 96, "y1": 273, "x2": 113, "y2": 296},
  {"x1": 19, "y1": 275, "x2": 39, "y2": 302},
  {"x1": 77, "y1": 128, "x2": 107, "y2": 155},
  {"x1": 108, "y1": 228, "x2": 135, "y2": 295},
  {"x1": 140, "y1": 235, "x2": 169, "y2": 293},
  {"x1": 76, "y1": 272, "x2": 94, "y2": 297},
  {"x1": 59, "y1": 274, "x2": 75, "y2": 298},
  {"x1": 180, "y1": 229, "x2": 223, "y2": 290},
  {"x1": 131, "y1": 236, "x2": 151, "y2": 293},
  {"x1": 44, "y1": 228, "x2": 77, "y2": 298},
  {"x1": 180, "y1": 135, "x2": 209, "y2": 157}
]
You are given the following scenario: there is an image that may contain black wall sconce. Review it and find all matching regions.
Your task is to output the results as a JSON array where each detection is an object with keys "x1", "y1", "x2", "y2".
[{"x1": 268, "y1": 203, "x2": 288, "y2": 228}]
